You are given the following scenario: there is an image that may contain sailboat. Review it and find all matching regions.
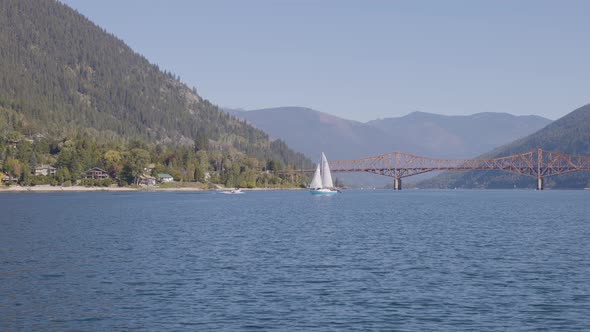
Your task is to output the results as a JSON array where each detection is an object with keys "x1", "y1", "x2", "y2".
[{"x1": 309, "y1": 152, "x2": 338, "y2": 195}]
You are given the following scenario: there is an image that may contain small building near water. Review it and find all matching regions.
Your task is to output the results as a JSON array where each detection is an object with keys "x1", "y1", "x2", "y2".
[
  {"x1": 85, "y1": 167, "x2": 110, "y2": 180},
  {"x1": 34, "y1": 165, "x2": 57, "y2": 176},
  {"x1": 1, "y1": 173, "x2": 18, "y2": 184},
  {"x1": 157, "y1": 173, "x2": 174, "y2": 183},
  {"x1": 139, "y1": 175, "x2": 156, "y2": 186}
]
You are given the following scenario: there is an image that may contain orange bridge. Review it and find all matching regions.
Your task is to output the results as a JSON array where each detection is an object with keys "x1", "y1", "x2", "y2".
[{"x1": 297, "y1": 149, "x2": 590, "y2": 190}]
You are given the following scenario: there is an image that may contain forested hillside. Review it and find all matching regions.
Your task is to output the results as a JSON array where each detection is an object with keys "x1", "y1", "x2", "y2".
[
  {"x1": 0, "y1": 0, "x2": 310, "y2": 187},
  {"x1": 419, "y1": 104, "x2": 590, "y2": 189}
]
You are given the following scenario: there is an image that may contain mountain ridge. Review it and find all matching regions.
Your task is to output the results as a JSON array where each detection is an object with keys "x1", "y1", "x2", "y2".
[
  {"x1": 0, "y1": 0, "x2": 308, "y2": 162},
  {"x1": 0, "y1": 0, "x2": 310, "y2": 187},
  {"x1": 227, "y1": 106, "x2": 551, "y2": 158}
]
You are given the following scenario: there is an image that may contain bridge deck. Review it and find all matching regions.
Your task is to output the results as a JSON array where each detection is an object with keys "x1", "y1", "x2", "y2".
[{"x1": 288, "y1": 149, "x2": 590, "y2": 190}]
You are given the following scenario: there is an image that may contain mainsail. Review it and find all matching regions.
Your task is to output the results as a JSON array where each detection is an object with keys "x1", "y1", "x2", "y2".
[
  {"x1": 321, "y1": 152, "x2": 334, "y2": 188},
  {"x1": 309, "y1": 164, "x2": 323, "y2": 189}
]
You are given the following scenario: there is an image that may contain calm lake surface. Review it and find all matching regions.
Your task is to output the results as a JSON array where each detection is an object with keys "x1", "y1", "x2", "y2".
[{"x1": 1, "y1": 190, "x2": 589, "y2": 331}]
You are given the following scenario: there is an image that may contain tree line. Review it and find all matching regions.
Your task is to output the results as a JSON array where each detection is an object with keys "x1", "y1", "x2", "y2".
[{"x1": 1, "y1": 131, "x2": 309, "y2": 188}]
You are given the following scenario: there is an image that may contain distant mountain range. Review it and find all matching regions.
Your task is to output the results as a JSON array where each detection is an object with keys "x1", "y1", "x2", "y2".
[
  {"x1": 366, "y1": 111, "x2": 551, "y2": 158},
  {"x1": 225, "y1": 107, "x2": 551, "y2": 159},
  {"x1": 418, "y1": 104, "x2": 590, "y2": 189},
  {"x1": 225, "y1": 107, "x2": 551, "y2": 186},
  {"x1": 225, "y1": 107, "x2": 396, "y2": 160}
]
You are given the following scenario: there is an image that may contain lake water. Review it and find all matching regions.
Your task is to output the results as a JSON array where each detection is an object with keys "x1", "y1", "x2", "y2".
[{"x1": 1, "y1": 190, "x2": 589, "y2": 331}]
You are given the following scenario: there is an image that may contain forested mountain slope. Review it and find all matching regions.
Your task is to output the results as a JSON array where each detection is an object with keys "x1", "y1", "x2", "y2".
[{"x1": 0, "y1": 0, "x2": 309, "y2": 187}]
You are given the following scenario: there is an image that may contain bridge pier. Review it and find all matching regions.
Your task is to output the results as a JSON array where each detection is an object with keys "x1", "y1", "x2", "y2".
[
  {"x1": 537, "y1": 177, "x2": 543, "y2": 191},
  {"x1": 393, "y1": 178, "x2": 402, "y2": 191}
]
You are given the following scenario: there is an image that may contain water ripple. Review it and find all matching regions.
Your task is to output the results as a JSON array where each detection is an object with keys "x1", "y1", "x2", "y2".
[{"x1": 1, "y1": 190, "x2": 590, "y2": 330}]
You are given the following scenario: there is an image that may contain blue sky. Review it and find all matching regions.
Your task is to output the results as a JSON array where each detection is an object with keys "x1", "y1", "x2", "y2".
[{"x1": 62, "y1": 0, "x2": 590, "y2": 121}]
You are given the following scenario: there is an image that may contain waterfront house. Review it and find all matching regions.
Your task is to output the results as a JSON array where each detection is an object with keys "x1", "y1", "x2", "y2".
[
  {"x1": 157, "y1": 173, "x2": 174, "y2": 183},
  {"x1": 85, "y1": 167, "x2": 110, "y2": 180},
  {"x1": 34, "y1": 165, "x2": 57, "y2": 176},
  {"x1": 138, "y1": 175, "x2": 156, "y2": 186},
  {"x1": 1, "y1": 173, "x2": 18, "y2": 184}
]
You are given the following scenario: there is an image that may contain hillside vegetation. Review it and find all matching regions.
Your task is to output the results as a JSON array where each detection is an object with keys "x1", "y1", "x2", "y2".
[{"x1": 0, "y1": 0, "x2": 310, "y2": 187}]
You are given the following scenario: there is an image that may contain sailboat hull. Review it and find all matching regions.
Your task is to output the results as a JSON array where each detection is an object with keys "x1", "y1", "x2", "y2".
[{"x1": 310, "y1": 189, "x2": 338, "y2": 195}]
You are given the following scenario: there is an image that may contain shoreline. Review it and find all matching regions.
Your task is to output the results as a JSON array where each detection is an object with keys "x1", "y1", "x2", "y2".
[
  {"x1": 4, "y1": 186, "x2": 587, "y2": 193},
  {"x1": 0, "y1": 185, "x2": 304, "y2": 193}
]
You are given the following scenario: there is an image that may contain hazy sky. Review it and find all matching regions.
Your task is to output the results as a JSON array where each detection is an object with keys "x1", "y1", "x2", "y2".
[{"x1": 61, "y1": 0, "x2": 590, "y2": 122}]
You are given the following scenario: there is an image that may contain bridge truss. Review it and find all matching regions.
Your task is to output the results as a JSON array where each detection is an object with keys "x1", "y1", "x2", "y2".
[{"x1": 323, "y1": 149, "x2": 590, "y2": 190}]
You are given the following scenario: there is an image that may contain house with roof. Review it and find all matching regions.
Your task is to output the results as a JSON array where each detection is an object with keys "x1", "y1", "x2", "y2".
[
  {"x1": 7, "y1": 139, "x2": 20, "y2": 148},
  {"x1": 85, "y1": 167, "x2": 111, "y2": 180},
  {"x1": 138, "y1": 175, "x2": 156, "y2": 186},
  {"x1": 157, "y1": 173, "x2": 174, "y2": 183},
  {"x1": 1, "y1": 173, "x2": 18, "y2": 184},
  {"x1": 34, "y1": 165, "x2": 57, "y2": 176}
]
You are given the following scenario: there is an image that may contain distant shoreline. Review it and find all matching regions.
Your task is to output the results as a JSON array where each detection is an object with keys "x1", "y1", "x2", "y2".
[
  {"x1": 0, "y1": 185, "x2": 304, "y2": 193},
  {"x1": 3, "y1": 186, "x2": 588, "y2": 193}
]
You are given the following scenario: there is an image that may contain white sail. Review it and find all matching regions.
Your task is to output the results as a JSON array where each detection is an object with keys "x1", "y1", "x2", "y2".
[
  {"x1": 321, "y1": 152, "x2": 334, "y2": 188},
  {"x1": 309, "y1": 164, "x2": 323, "y2": 189}
]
